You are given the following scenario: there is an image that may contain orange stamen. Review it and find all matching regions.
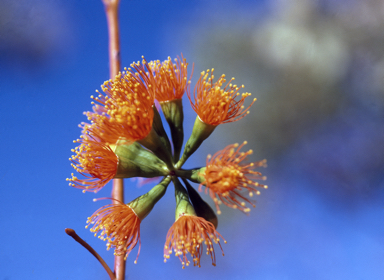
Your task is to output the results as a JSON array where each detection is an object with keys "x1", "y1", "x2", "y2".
[
  {"x1": 149, "y1": 54, "x2": 193, "y2": 102},
  {"x1": 188, "y1": 69, "x2": 256, "y2": 126},
  {"x1": 85, "y1": 57, "x2": 155, "y2": 145},
  {"x1": 86, "y1": 200, "x2": 141, "y2": 263},
  {"x1": 163, "y1": 214, "x2": 225, "y2": 268},
  {"x1": 199, "y1": 142, "x2": 267, "y2": 214},
  {"x1": 67, "y1": 129, "x2": 117, "y2": 193}
]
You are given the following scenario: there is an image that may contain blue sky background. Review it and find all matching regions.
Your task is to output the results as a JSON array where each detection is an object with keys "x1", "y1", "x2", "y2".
[{"x1": 1, "y1": 0, "x2": 384, "y2": 279}]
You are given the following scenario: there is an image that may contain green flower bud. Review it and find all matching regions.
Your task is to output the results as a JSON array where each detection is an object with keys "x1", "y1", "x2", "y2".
[
  {"x1": 174, "y1": 167, "x2": 206, "y2": 183},
  {"x1": 137, "y1": 126, "x2": 174, "y2": 170},
  {"x1": 173, "y1": 178, "x2": 196, "y2": 220},
  {"x1": 114, "y1": 142, "x2": 170, "y2": 178},
  {"x1": 175, "y1": 117, "x2": 216, "y2": 169},
  {"x1": 182, "y1": 178, "x2": 218, "y2": 229},
  {"x1": 152, "y1": 105, "x2": 173, "y2": 161},
  {"x1": 129, "y1": 176, "x2": 172, "y2": 220},
  {"x1": 160, "y1": 99, "x2": 184, "y2": 162}
]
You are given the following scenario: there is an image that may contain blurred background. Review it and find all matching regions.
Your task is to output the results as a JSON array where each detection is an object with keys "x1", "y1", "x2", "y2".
[{"x1": 1, "y1": 0, "x2": 383, "y2": 279}]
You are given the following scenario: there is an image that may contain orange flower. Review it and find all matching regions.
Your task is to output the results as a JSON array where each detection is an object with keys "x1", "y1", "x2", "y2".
[
  {"x1": 164, "y1": 214, "x2": 225, "y2": 268},
  {"x1": 85, "y1": 58, "x2": 155, "y2": 145},
  {"x1": 86, "y1": 200, "x2": 141, "y2": 263},
  {"x1": 199, "y1": 142, "x2": 267, "y2": 214},
  {"x1": 188, "y1": 69, "x2": 256, "y2": 126},
  {"x1": 67, "y1": 128, "x2": 117, "y2": 193},
  {"x1": 149, "y1": 55, "x2": 192, "y2": 102}
]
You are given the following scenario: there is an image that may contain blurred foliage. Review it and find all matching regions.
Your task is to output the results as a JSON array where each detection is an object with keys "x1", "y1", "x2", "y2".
[
  {"x1": 0, "y1": 0, "x2": 72, "y2": 68},
  {"x1": 182, "y1": 0, "x2": 384, "y2": 201}
]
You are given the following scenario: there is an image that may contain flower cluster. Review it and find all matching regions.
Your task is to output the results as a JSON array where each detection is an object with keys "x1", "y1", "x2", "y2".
[{"x1": 68, "y1": 55, "x2": 267, "y2": 268}]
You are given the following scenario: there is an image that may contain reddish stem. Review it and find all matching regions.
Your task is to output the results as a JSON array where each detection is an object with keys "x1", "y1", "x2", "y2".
[
  {"x1": 101, "y1": 0, "x2": 125, "y2": 279},
  {"x1": 112, "y1": 178, "x2": 126, "y2": 279},
  {"x1": 102, "y1": 0, "x2": 121, "y2": 78}
]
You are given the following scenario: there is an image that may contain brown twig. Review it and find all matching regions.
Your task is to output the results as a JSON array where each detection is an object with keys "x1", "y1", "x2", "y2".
[
  {"x1": 101, "y1": 0, "x2": 125, "y2": 279},
  {"x1": 65, "y1": 228, "x2": 116, "y2": 280}
]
